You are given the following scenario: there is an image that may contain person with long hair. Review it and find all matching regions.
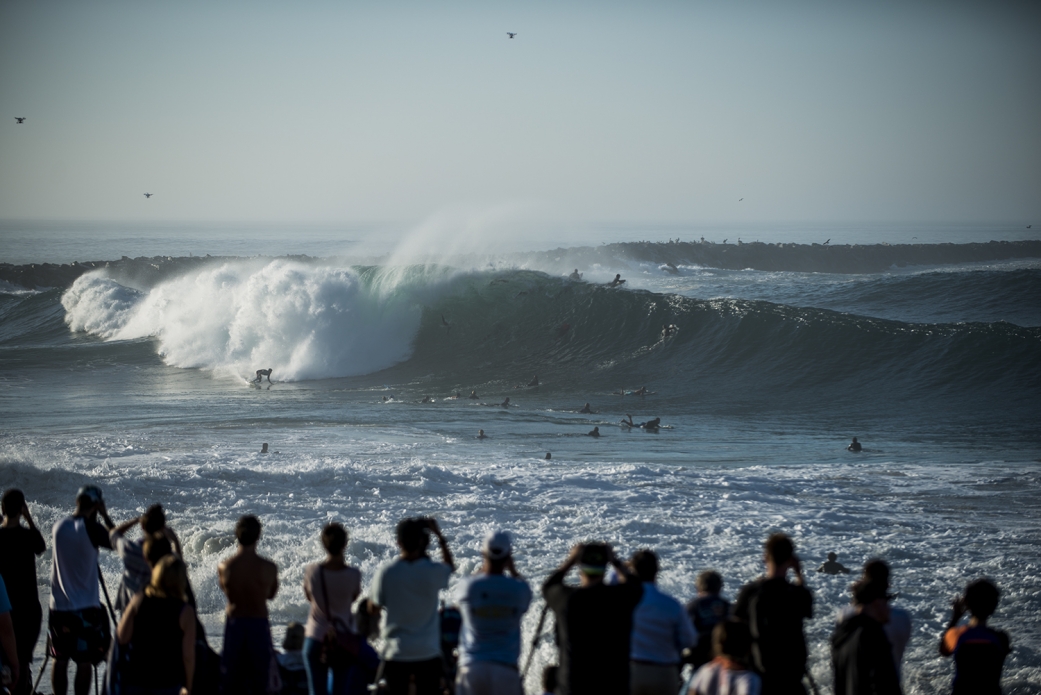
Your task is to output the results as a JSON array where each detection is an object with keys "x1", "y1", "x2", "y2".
[
  {"x1": 117, "y1": 555, "x2": 196, "y2": 695},
  {"x1": 302, "y1": 522, "x2": 361, "y2": 695}
]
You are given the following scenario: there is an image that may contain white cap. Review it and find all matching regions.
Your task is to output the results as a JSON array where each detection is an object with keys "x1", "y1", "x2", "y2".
[{"x1": 482, "y1": 530, "x2": 512, "y2": 560}]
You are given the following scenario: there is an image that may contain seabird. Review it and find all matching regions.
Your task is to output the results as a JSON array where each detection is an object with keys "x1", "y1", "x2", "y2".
[
  {"x1": 507, "y1": 32, "x2": 517, "y2": 38},
  {"x1": 15, "y1": 117, "x2": 26, "y2": 124},
  {"x1": 738, "y1": 197, "x2": 743, "y2": 201},
  {"x1": 144, "y1": 193, "x2": 153, "y2": 198},
  {"x1": 1028, "y1": 225, "x2": 1033, "y2": 229},
  {"x1": 823, "y1": 239, "x2": 830, "y2": 245}
]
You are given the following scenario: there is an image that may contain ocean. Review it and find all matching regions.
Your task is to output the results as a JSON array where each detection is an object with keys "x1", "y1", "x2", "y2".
[{"x1": 1, "y1": 221, "x2": 1039, "y2": 693}]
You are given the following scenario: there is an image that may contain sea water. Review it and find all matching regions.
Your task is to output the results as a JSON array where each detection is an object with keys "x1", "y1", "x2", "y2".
[{"x1": 1, "y1": 222, "x2": 1039, "y2": 693}]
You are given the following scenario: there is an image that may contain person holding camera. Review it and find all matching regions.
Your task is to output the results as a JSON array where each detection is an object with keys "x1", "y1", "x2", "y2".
[
  {"x1": 733, "y1": 533, "x2": 813, "y2": 695},
  {"x1": 939, "y1": 578, "x2": 1010, "y2": 695},
  {"x1": 453, "y1": 530, "x2": 532, "y2": 695},
  {"x1": 0, "y1": 489, "x2": 46, "y2": 695},
  {"x1": 369, "y1": 517, "x2": 455, "y2": 695},
  {"x1": 542, "y1": 542, "x2": 643, "y2": 695},
  {"x1": 48, "y1": 485, "x2": 115, "y2": 695}
]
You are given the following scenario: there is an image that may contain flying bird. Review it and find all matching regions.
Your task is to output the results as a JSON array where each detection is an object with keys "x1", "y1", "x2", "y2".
[
  {"x1": 823, "y1": 239, "x2": 830, "y2": 245},
  {"x1": 507, "y1": 32, "x2": 517, "y2": 38},
  {"x1": 144, "y1": 193, "x2": 153, "y2": 198},
  {"x1": 15, "y1": 117, "x2": 26, "y2": 124},
  {"x1": 1028, "y1": 225, "x2": 1032, "y2": 229},
  {"x1": 738, "y1": 197, "x2": 743, "y2": 201}
]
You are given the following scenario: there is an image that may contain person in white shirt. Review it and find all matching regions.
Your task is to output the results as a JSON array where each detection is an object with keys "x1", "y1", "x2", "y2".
[
  {"x1": 684, "y1": 620, "x2": 762, "y2": 695},
  {"x1": 453, "y1": 530, "x2": 532, "y2": 695},
  {"x1": 627, "y1": 549, "x2": 697, "y2": 695},
  {"x1": 48, "y1": 485, "x2": 115, "y2": 695},
  {"x1": 835, "y1": 558, "x2": 912, "y2": 682},
  {"x1": 368, "y1": 517, "x2": 455, "y2": 695}
]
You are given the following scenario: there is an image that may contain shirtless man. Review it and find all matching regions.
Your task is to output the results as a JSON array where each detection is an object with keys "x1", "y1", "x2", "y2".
[
  {"x1": 816, "y1": 552, "x2": 851, "y2": 575},
  {"x1": 218, "y1": 515, "x2": 279, "y2": 695},
  {"x1": 254, "y1": 368, "x2": 273, "y2": 384}
]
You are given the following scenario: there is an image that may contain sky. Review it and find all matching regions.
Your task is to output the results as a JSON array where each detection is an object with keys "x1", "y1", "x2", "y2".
[{"x1": 1, "y1": 0, "x2": 1039, "y2": 228}]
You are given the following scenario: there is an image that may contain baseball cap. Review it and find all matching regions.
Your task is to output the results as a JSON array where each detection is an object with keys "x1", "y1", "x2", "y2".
[
  {"x1": 482, "y1": 530, "x2": 512, "y2": 560},
  {"x1": 77, "y1": 485, "x2": 103, "y2": 504},
  {"x1": 579, "y1": 543, "x2": 609, "y2": 575}
]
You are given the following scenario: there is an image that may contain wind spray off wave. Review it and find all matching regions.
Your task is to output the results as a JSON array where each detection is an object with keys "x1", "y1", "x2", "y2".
[{"x1": 60, "y1": 259, "x2": 437, "y2": 380}]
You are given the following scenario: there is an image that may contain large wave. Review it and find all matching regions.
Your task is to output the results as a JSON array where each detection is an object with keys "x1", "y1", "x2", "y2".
[{"x1": 59, "y1": 260, "x2": 457, "y2": 380}]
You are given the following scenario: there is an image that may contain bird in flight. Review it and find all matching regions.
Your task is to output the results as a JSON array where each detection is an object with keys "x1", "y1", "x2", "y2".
[
  {"x1": 1028, "y1": 225, "x2": 1032, "y2": 229},
  {"x1": 823, "y1": 239, "x2": 831, "y2": 245},
  {"x1": 144, "y1": 193, "x2": 153, "y2": 198},
  {"x1": 15, "y1": 117, "x2": 26, "y2": 124},
  {"x1": 507, "y1": 32, "x2": 517, "y2": 38},
  {"x1": 738, "y1": 197, "x2": 743, "y2": 201}
]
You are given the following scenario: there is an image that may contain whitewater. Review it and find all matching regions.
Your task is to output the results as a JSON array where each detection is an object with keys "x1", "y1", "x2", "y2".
[{"x1": 1, "y1": 228, "x2": 1040, "y2": 694}]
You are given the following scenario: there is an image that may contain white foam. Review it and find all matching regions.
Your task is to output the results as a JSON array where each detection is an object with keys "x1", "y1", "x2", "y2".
[{"x1": 60, "y1": 260, "x2": 444, "y2": 380}]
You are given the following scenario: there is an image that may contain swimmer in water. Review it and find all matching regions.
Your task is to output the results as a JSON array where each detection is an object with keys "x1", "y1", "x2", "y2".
[
  {"x1": 622, "y1": 414, "x2": 660, "y2": 430},
  {"x1": 254, "y1": 368, "x2": 273, "y2": 384},
  {"x1": 816, "y1": 552, "x2": 851, "y2": 575},
  {"x1": 477, "y1": 429, "x2": 487, "y2": 439},
  {"x1": 454, "y1": 392, "x2": 462, "y2": 399},
  {"x1": 607, "y1": 274, "x2": 626, "y2": 288},
  {"x1": 661, "y1": 324, "x2": 676, "y2": 338},
  {"x1": 422, "y1": 396, "x2": 433, "y2": 403},
  {"x1": 632, "y1": 386, "x2": 649, "y2": 396},
  {"x1": 528, "y1": 375, "x2": 539, "y2": 387},
  {"x1": 469, "y1": 390, "x2": 479, "y2": 400},
  {"x1": 579, "y1": 403, "x2": 593, "y2": 414},
  {"x1": 588, "y1": 427, "x2": 600, "y2": 437},
  {"x1": 847, "y1": 437, "x2": 862, "y2": 452},
  {"x1": 260, "y1": 443, "x2": 269, "y2": 454},
  {"x1": 501, "y1": 397, "x2": 511, "y2": 407},
  {"x1": 545, "y1": 452, "x2": 552, "y2": 460},
  {"x1": 569, "y1": 269, "x2": 582, "y2": 280}
]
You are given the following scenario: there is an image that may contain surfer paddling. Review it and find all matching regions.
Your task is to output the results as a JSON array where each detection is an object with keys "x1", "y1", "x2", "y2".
[
  {"x1": 623, "y1": 414, "x2": 661, "y2": 430},
  {"x1": 253, "y1": 368, "x2": 273, "y2": 384},
  {"x1": 848, "y1": 437, "x2": 862, "y2": 452},
  {"x1": 579, "y1": 403, "x2": 593, "y2": 414},
  {"x1": 607, "y1": 274, "x2": 626, "y2": 288}
]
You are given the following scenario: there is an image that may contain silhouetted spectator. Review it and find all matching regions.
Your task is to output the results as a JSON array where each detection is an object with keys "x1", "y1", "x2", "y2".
[
  {"x1": 277, "y1": 622, "x2": 307, "y2": 695},
  {"x1": 733, "y1": 534, "x2": 812, "y2": 695},
  {"x1": 682, "y1": 620, "x2": 761, "y2": 695},
  {"x1": 110, "y1": 503, "x2": 182, "y2": 612},
  {"x1": 543, "y1": 542, "x2": 643, "y2": 695},
  {"x1": 0, "y1": 574, "x2": 21, "y2": 692},
  {"x1": 116, "y1": 555, "x2": 197, "y2": 694},
  {"x1": 454, "y1": 530, "x2": 532, "y2": 695},
  {"x1": 837, "y1": 559, "x2": 911, "y2": 681},
  {"x1": 369, "y1": 517, "x2": 455, "y2": 695},
  {"x1": 831, "y1": 579, "x2": 901, "y2": 695},
  {"x1": 218, "y1": 515, "x2": 279, "y2": 695},
  {"x1": 685, "y1": 571, "x2": 730, "y2": 670},
  {"x1": 939, "y1": 578, "x2": 1011, "y2": 695},
  {"x1": 628, "y1": 549, "x2": 696, "y2": 695},
  {"x1": 0, "y1": 489, "x2": 46, "y2": 695},
  {"x1": 48, "y1": 485, "x2": 115, "y2": 695},
  {"x1": 302, "y1": 523, "x2": 362, "y2": 695}
]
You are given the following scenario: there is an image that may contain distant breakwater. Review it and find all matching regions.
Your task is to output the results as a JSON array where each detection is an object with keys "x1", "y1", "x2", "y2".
[
  {"x1": 556, "y1": 239, "x2": 1041, "y2": 274},
  {"x1": 2, "y1": 240, "x2": 1040, "y2": 290}
]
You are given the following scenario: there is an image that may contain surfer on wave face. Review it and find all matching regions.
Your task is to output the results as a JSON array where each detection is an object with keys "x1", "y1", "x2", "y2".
[
  {"x1": 254, "y1": 368, "x2": 273, "y2": 384},
  {"x1": 607, "y1": 274, "x2": 626, "y2": 288}
]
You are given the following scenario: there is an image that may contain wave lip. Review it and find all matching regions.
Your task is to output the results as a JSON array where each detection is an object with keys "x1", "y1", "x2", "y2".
[{"x1": 61, "y1": 260, "x2": 428, "y2": 380}]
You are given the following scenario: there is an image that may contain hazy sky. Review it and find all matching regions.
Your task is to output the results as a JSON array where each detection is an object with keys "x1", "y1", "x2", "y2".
[{"x1": 1, "y1": 0, "x2": 1038, "y2": 227}]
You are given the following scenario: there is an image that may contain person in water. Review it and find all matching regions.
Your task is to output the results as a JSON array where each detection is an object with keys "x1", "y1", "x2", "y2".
[
  {"x1": 528, "y1": 375, "x2": 539, "y2": 387},
  {"x1": 569, "y1": 269, "x2": 582, "y2": 280},
  {"x1": 254, "y1": 368, "x2": 273, "y2": 384},
  {"x1": 623, "y1": 414, "x2": 660, "y2": 430},
  {"x1": 817, "y1": 553, "x2": 851, "y2": 575},
  {"x1": 501, "y1": 397, "x2": 510, "y2": 407},
  {"x1": 580, "y1": 403, "x2": 593, "y2": 414},
  {"x1": 848, "y1": 437, "x2": 862, "y2": 452},
  {"x1": 661, "y1": 324, "x2": 676, "y2": 338},
  {"x1": 633, "y1": 386, "x2": 649, "y2": 396},
  {"x1": 588, "y1": 427, "x2": 600, "y2": 438},
  {"x1": 260, "y1": 443, "x2": 268, "y2": 454},
  {"x1": 469, "y1": 390, "x2": 479, "y2": 400},
  {"x1": 608, "y1": 274, "x2": 626, "y2": 288},
  {"x1": 477, "y1": 430, "x2": 487, "y2": 440}
]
